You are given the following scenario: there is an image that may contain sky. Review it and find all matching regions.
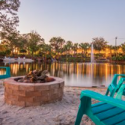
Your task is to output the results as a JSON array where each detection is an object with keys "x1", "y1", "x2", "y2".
[{"x1": 17, "y1": 0, "x2": 125, "y2": 45}]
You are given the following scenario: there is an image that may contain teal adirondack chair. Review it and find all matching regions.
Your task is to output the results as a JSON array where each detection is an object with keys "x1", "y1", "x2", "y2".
[
  {"x1": 105, "y1": 74, "x2": 125, "y2": 97},
  {"x1": 0, "y1": 67, "x2": 11, "y2": 79},
  {"x1": 75, "y1": 77, "x2": 125, "y2": 125}
]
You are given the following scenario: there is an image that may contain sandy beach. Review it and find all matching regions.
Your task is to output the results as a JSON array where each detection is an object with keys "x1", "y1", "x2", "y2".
[{"x1": 0, "y1": 80, "x2": 107, "y2": 125}]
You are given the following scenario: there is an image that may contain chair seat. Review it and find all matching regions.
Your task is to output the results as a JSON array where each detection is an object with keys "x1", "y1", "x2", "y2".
[
  {"x1": 92, "y1": 103, "x2": 125, "y2": 125},
  {"x1": 0, "y1": 74, "x2": 9, "y2": 79}
]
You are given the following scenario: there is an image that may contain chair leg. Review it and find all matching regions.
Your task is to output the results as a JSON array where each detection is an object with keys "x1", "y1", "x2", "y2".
[{"x1": 75, "y1": 105, "x2": 84, "y2": 125}]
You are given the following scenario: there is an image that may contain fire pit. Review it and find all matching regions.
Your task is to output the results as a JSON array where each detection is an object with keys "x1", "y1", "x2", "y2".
[{"x1": 4, "y1": 70, "x2": 64, "y2": 107}]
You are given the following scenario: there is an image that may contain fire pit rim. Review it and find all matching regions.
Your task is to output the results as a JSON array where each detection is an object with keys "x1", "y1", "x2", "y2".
[{"x1": 4, "y1": 76, "x2": 64, "y2": 86}]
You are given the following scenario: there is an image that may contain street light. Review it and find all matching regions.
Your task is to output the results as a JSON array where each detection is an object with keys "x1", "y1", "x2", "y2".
[
  {"x1": 115, "y1": 37, "x2": 117, "y2": 56},
  {"x1": 115, "y1": 37, "x2": 117, "y2": 46},
  {"x1": 114, "y1": 37, "x2": 125, "y2": 57},
  {"x1": 115, "y1": 37, "x2": 125, "y2": 46}
]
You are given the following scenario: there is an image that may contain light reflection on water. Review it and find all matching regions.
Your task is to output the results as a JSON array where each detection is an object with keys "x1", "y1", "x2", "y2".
[{"x1": 0, "y1": 62, "x2": 125, "y2": 87}]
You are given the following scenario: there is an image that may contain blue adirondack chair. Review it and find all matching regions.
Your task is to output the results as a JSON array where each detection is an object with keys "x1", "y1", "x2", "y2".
[
  {"x1": 75, "y1": 77, "x2": 125, "y2": 125},
  {"x1": 0, "y1": 67, "x2": 11, "y2": 79}
]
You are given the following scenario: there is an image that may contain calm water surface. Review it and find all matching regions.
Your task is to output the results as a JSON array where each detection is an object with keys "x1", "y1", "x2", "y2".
[{"x1": 0, "y1": 62, "x2": 125, "y2": 87}]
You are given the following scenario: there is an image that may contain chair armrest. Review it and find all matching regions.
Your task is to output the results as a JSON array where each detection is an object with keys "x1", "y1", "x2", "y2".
[
  {"x1": 0, "y1": 67, "x2": 8, "y2": 69},
  {"x1": 81, "y1": 90, "x2": 125, "y2": 110}
]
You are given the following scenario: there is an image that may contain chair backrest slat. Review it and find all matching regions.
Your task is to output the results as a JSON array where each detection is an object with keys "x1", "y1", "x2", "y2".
[{"x1": 0, "y1": 67, "x2": 11, "y2": 79}]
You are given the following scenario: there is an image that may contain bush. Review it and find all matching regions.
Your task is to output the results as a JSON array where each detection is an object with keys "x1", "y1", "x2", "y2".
[
  {"x1": 5, "y1": 49, "x2": 11, "y2": 55},
  {"x1": 20, "y1": 49, "x2": 27, "y2": 53},
  {"x1": 59, "y1": 56, "x2": 90, "y2": 62},
  {"x1": 112, "y1": 55, "x2": 125, "y2": 61},
  {"x1": 0, "y1": 52, "x2": 6, "y2": 56},
  {"x1": 46, "y1": 54, "x2": 52, "y2": 59}
]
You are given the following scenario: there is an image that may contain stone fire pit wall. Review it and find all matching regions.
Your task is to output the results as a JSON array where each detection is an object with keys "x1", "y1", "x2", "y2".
[{"x1": 4, "y1": 77, "x2": 64, "y2": 107}]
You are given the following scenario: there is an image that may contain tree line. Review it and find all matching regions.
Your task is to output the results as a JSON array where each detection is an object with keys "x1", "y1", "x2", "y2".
[
  {"x1": 1, "y1": 0, "x2": 125, "y2": 58},
  {"x1": 1, "y1": 32, "x2": 125, "y2": 57}
]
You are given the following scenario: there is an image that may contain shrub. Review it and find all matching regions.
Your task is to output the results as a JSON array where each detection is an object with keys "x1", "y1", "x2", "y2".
[
  {"x1": 112, "y1": 55, "x2": 125, "y2": 61},
  {"x1": 0, "y1": 52, "x2": 6, "y2": 56}
]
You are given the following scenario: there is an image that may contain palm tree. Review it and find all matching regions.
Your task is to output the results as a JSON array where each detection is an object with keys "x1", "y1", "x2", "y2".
[
  {"x1": 61, "y1": 41, "x2": 73, "y2": 60},
  {"x1": 49, "y1": 37, "x2": 65, "y2": 58},
  {"x1": 66, "y1": 41, "x2": 73, "y2": 55},
  {"x1": 107, "y1": 45, "x2": 112, "y2": 58},
  {"x1": 40, "y1": 44, "x2": 51, "y2": 54},
  {"x1": 72, "y1": 43, "x2": 78, "y2": 56},
  {"x1": 63, "y1": 44, "x2": 68, "y2": 59},
  {"x1": 112, "y1": 45, "x2": 120, "y2": 56},
  {"x1": 49, "y1": 37, "x2": 65, "y2": 51},
  {"x1": 58, "y1": 37, "x2": 65, "y2": 49},
  {"x1": 121, "y1": 42, "x2": 125, "y2": 53},
  {"x1": 40, "y1": 44, "x2": 52, "y2": 61},
  {"x1": 79, "y1": 43, "x2": 90, "y2": 57},
  {"x1": 92, "y1": 37, "x2": 107, "y2": 57}
]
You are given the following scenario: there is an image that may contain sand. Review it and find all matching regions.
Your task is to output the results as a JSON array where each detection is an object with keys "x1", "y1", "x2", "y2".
[{"x1": 0, "y1": 80, "x2": 107, "y2": 125}]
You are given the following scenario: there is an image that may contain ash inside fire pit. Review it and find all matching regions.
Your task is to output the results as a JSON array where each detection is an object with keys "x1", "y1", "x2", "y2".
[{"x1": 15, "y1": 70, "x2": 55, "y2": 83}]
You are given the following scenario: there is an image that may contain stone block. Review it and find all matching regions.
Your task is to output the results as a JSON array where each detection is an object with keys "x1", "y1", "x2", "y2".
[
  {"x1": 35, "y1": 85, "x2": 50, "y2": 91},
  {"x1": 26, "y1": 91, "x2": 42, "y2": 97},
  {"x1": 59, "y1": 82, "x2": 64, "y2": 88},
  {"x1": 5, "y1": 88, "x2": 13, "y2": 94},
  {"x1": 59, "y1": 89, "x2": 63, "y2": 97},
  {"x1": 33, "y1": 96, "x2": 42, "y2": 102},
  {"x1": 5, "y1": 99, "x2": 12, "y2": 105},
  {"x1": 50, "y1": 84, "x2": 59, "y2": 89},
  {"x1": 8, "y1": 84, "x2": 19, "y2": 90},
  {"x1": 50, "y1": 94, "x2": 59, "y2": 100},
  {"x1": 19, "y1": 85, "x2": 35, "y2": 91},
  {"x1": 5, "y1": 94, "x2": 18, "y2": 101},
  {"x1": 12, "y1": 90, "x2": 26, "y2": 96},
  {"x1": 41, "y1": 90, "x2": 50, "y2": 97},
  {"x1": 25, "y1": 102, "x2": 41, "y2": 107},
  {"x1": 53, "y1": 89, "x2": 60, "y2": 94},
  {"x1": 18, "y1": 96, "x2": 34, "y2": 102},
  {"x1": 4, "y1": 83, "x2": 9, "y2": 88},
  {"x1": 12, "y1": 100, "x2": 25, "y2": 107}
]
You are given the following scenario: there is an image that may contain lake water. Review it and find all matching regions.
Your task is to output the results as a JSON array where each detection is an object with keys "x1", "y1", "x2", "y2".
[{"x1": 0, "y1": 62, "x2": 125, "y2": 87}]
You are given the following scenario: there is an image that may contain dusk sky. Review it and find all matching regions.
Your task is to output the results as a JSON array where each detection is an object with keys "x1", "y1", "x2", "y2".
[{"x1": 18, "y1": 0, "x2": 125, "y2": 45}]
